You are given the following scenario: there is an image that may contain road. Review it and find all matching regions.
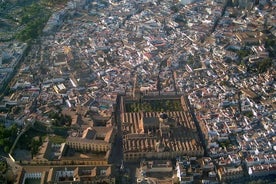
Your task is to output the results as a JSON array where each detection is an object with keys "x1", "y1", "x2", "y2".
[{"x1": 109, "y1": 94, "x2": 123, "y2": 165}]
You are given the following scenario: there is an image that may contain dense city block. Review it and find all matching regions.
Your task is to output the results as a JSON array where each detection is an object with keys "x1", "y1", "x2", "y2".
[{"x1": 0, "y1": 0, "x2": 275, "y2": 183}]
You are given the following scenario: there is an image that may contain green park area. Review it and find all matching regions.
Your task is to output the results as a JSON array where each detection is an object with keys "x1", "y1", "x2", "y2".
[
  {"x1": 15, "y1": 3, "x2": 51, "y2": 42},
  {"x1": 16, "y1": 121, "x2": 68, "y2": 157},
  {"x1": 0, "y1": 0, "x2": 68, "y2": 42}
]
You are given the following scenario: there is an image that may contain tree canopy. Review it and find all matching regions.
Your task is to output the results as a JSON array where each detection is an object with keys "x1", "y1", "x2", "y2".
[
  {"x1": 126, "y1": 99, "x2": 182, "y2": 112},
  {"x1": 15, "y1": 3, "x2": 51, "y2": 42},
  {"x1": 0, "y1": 124, "x2": 17, "y2": 153}
]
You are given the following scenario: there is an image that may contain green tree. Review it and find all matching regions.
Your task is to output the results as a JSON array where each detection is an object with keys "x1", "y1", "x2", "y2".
[
  {"x1": 16, "y1": 3, "x2": 51, "y2": 42},
  {"x1": 265, "y1": 39, "x2": 275, "y2": 48},
  {"x1": 0, "y1": 124, "x2": 17, "y2": 153},
  {"x1": 237, "y1": 49, "x2": 251, "y2": 59},
  {"x1": 4, "y1": 146, "x2": 10, "y2": 153},
  {"x1": 170, "y1": 5, "x2": 179, "y2": 13},
  {"x1": 0, "y1": 139, "x2": 4, "y2": 146},
  {"x1": 9, "y1": 124, "x2": 17, "y2": 135},
  {"x1": 30, "y1": 139, "x2": 40, "y2": 156},
  {"x1": 257, "y1": 58, "x2": 273, "y2": 73}
]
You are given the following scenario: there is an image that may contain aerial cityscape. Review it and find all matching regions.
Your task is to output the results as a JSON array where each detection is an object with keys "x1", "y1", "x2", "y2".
[{"x1": 0, "y1": 0, "x2": 275, "y2": 183}]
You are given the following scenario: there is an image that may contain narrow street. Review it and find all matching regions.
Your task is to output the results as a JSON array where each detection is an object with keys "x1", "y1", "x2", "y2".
[{"x1": 110, "y1": 95, "x2": 123, "y2": 165}]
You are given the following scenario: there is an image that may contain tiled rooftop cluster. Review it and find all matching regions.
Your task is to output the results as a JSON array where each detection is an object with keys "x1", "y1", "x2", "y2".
[
  {"x1": 120, "y1": 95, "x2": 204, "y2": 161},
  {"x1": 186, "y1": 1, "x2": 276, "y2": 182},
  {"x1": 0, "y1": 42, "x2": 27, "y2": 96},
  {"x1": 136, "y1": 157, "x2": 218, "y2": 184},
  {"x1": 175, "y1": 156, "x2": 219, "y2": 183},
  {"x1": 66, "y1": 126, "x2": 116, "y2": 153},
  {"x1": 19, "y1": 165, "x2": 115, "y2": 184}
]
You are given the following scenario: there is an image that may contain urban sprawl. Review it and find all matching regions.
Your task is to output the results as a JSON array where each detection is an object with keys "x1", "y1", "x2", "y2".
[{"x1": 0, "y1": 0, "x2": 276, "y2": 183}]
